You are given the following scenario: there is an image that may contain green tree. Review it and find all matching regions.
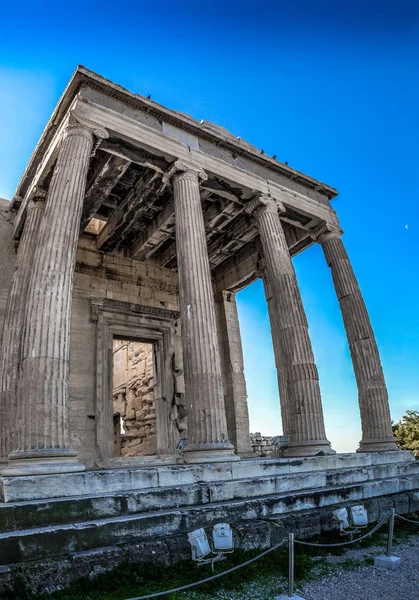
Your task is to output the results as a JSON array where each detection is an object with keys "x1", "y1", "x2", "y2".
[{"x1": 393, "y1": 410, "x2": 419, "y2": 458}]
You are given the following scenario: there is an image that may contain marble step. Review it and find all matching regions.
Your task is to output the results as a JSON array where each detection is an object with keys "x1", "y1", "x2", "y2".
[
  {"x1": 1, "y1": 460, "x2": 419, "y2": 535},
  {"x1": 0, "y1": 451, "x2": 415, "y2": 503},
  {"x1": 1, "y1": 473, "x2": 418, "y2": 567}
]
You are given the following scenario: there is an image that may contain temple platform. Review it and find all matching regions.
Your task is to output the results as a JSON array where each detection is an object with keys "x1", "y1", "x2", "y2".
[{"x1": 1, "y1": 452, "x2": 418, "y2": 580}]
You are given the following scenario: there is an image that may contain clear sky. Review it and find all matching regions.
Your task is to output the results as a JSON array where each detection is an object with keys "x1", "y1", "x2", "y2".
[{"x1": 1, "y1": 1, "x2": 418, "y2": 452}]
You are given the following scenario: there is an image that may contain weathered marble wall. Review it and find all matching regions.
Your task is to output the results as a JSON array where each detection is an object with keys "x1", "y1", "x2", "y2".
[{"x1": 69, "y1": 237, "x2": 182, "y2": 464}]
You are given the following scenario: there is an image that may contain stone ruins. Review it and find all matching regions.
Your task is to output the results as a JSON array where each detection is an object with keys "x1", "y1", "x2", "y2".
[{"x1": 0, "y1": 66, "x2": 418, "y2": 595}]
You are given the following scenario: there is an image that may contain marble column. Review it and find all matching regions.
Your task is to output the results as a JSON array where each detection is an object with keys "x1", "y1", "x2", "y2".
[
  {"x1": 4, "y1": 118, "x2": 108, "y2": 476},
  {"x1": 0, "y1": 190, "x2": 46, "y2": 463},
  {"x1": 314, "y1": 223, "x2": 397, "y2": 452},
  {"x1": 261, "y1": 270, "x2": 289, "y2": 437},
  {"x1": 214, "y1": 290, "x2": 253, "y2": 456},
  {"x1": 167, "y1": 161, "x2": 237, "y2": 463},
  {"x1": 246, "y1": 194, "x2": 333, "y2": 456}
]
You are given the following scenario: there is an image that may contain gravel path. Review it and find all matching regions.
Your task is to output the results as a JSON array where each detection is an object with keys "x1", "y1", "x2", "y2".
[
  {"x1": 297, "y1": 533, "x2": 419, "y2": 600},
  {"x1": 180, "y1": 533, "x2": 419, "y2": 600}
]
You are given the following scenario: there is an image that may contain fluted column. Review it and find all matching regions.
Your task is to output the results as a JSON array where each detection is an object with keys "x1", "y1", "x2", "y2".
[
  {"x1": 314, "y1": 223, "x2": 397, "y2": 452},
  {"x1": 261, "y1": 270, "x2": 289, "y2": 437},
  {"x1": 214, "y1": 290, "x2": 253, "y2": 456},
  {"x1": 166, "y1": 161, "x2": 237, "y2": 463},
  {"x1": 246, "y1": 194, "x2": 333, "y2": 456},
  {"x1": 4, "y1": 117, "x2": 108, "y2": 476},
  {"x1": 0, "y1": 190, "x2": 46, "y2": 463}
]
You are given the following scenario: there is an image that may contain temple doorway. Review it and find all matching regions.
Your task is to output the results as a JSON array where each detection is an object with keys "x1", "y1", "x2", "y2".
[{"x1": 112, "y1": 338, "x2": 156, "y2": 457}]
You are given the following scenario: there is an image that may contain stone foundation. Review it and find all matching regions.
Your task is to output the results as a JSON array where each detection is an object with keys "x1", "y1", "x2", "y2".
[
  {"x1": 0, "y1": 451, "x2": 418, "y2": 596},
  {"x1": 0, "y1": 489, "x2": 417, "y2": 597}
]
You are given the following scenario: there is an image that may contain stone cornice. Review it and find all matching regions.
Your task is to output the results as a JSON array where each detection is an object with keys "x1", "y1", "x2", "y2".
[
  {"x1": 312, "y1": 222, "x2": 344, "y2": 243},
  {"x1": 12, "y1": 66, "x2": 338, "y2": 207}
]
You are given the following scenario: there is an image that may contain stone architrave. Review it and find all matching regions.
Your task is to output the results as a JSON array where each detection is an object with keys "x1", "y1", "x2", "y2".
[
  {"x1": 214, "y1": 290, "x2": 253, "y2": 456},
  {"x1": 4, "y1": 116, "x2": 108, "y2": 476},
  {"x1": 261, "y1": 270, "x2": 289, "y2": 437},
  {"x1": 166, "y1": 161, "x2": 237, "y2": 463},
  {"x1": 314, "y1": 223, "x2": 397, "y2": 452},
  {"x1": 246, "y1": 194, "x2": 334, "y2": 457},
  {"x1": 0, "y1": 191, "x2": 46, "y2": 463}
]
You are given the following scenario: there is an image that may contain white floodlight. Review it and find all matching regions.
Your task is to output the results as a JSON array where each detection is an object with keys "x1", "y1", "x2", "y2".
[
  {"x1": 349, "y1": 505, "x2": 368, "y2": 528},
  {"x1": 188, "y1": 523, "x2": 234, "y2": 567},
  {"x1": 333, "y1": 507, "x2": 350, "y2": 533},
  {"x1": 188, "y1": 528, "x2": 211, "y2": 560},
  {"x1": 212, "y1": 523, "x2": 233, "y2": 552}
]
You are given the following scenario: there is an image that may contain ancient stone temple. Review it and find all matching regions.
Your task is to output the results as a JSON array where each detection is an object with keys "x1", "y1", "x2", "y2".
[{"x1": 0, "y1": 67, "x2": 418, "y2": 594}]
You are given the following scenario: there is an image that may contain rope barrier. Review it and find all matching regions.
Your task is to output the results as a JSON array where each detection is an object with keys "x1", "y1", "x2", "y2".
[
  {"x1": 395, "y1": 513, "x2": 419, "y2": 525},
  {"x1": 125, "y1": 539, "x2": 287, "y2": 600},
  {"x1": 294, "y1": 514, "x2": 389, "y2": 548},
  {"x1": 123, "y1": 510, "x2": 418, "y2": 600}
]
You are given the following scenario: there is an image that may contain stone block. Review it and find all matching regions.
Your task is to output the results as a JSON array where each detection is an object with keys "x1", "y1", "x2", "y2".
[
  {"x1": 71, "y1": 546, "x2": 125, "y2": 579},
  {"x1": 123, "y1": 539, "x2": 170, "y2": 566},
  {"x1": 231, "y1": 458, "x2": 290, "y2": 480},
  {"x1": 209, "y1": 477, "x2": 276, "y2": 503},
  {"x1": 394, "y1": 493, "x2": 410, "y2": 515},
  {"x1": 14, "y1": 557, "x2": 74, "y2": 595},
  {"x1": 374, "y1": 555, "x2": 401, "y2": 570},
  {"x1": 277, "y1": 472, "x2": 326, "y2": 493},
  {"x1": 235, "y1": 520, "x2": 272, "y2": 550},
  {"x1": 371, "y1": 451, "x2": 414, "y2": 465},
  {"x1": 0, "y1": 566, "x2": 14, "y2": 596}
]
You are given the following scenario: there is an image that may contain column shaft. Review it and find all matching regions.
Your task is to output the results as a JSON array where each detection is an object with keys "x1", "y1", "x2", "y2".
[
  {"x1": 6, "y1": 120, "x2": 104, "y2": 475},
  {"x1": 261, "y1": 271, "x2": 289, "y2": 437},
  {"x1": 316, "y1": 225, "x2": 397, "y2": 452},
  {"x1": 247, "y1": 195, "x2": 333, "y2": 456},
  {"x1": 214, "y1": 290, "x2": 253, "y2": 456},
  {"x1": 0, "y1": 194, "x2": 45, "y2": 462},
  {"x1": 169, "y1": 161, "x2": 237, "y2": 463}
]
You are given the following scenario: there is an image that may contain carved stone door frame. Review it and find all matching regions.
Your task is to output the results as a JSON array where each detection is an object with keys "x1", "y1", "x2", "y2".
[{"x1": 90, "y1": 298, "x2": 179, "y2": 461}]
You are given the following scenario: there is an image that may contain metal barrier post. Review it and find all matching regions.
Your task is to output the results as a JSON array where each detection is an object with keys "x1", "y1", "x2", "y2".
[
  {"x1": 288, "y1": 532, "x2": 294, "y2": 598},
  {"x1": 374, "y1": 508, "x2": 401, "y2": 570},
  {"x1": 386, "y1": 508, "x2": 395, "y2": 557},
  {"x1": 275, "y1": 532, "x2": 305, "y2": 600}
]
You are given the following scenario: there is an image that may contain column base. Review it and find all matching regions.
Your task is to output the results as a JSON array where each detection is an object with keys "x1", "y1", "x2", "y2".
[
  {"x1": 183, "y1": 442, "x2": 240, "y2": 463},
  {"x1": 357, "y1": 438, "x2": 399, "y2": 453},
  {"x1": 3, "y1": 447, "x2": 85, "y2": 476},
  {"x1": 238, "y1": 451, "x2": 257, "y2": 459},
  {"x1": 283, "y1": 439, "x2": 335, "y2": 458}
]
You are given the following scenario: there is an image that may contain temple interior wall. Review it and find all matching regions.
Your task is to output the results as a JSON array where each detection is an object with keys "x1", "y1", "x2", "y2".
[
  {"x1": 0, "y1": 200, "x2": 16, "y2": 337},
  {"x1": 113, "y1": 340, "x2": 156, "y2": 456},
  {"x1": 69, "y1": 237, "x2": 181, "y2": 463}
]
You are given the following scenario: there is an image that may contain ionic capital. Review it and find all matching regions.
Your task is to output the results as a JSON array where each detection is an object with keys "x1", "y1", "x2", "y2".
[
  {"x1": 245, "y1": 194, "x2": 285, "y2": 218},
  {"x1": 67, "y1": 110, "x2": 109, "y2": 155},
  {"x1": 28, "y1": 186, "x2": 47, "y2": 210},
  {"x1": 312, "y1": 222, "x2": 343, "y2": 244},
  {"x1": 31, "y1": 186, "x2": 48, "y2": 202},
  {"x1": 163, "y1": 161, "x2": 208, "y2": 185}
]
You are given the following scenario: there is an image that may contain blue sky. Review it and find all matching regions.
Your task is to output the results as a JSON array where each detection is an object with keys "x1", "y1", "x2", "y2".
[{"x1": 1, "y1": 1, "x2": 418, "y2": 451}]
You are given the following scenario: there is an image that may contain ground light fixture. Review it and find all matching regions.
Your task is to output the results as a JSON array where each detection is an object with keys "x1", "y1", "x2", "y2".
[
  {"x1": 333, "y1": 504, "x2": 368, "y2": 538},
  {"x1": 188, "y1": 523, "x2": 234, "y2": 567}
]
